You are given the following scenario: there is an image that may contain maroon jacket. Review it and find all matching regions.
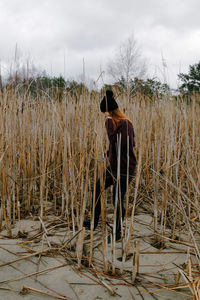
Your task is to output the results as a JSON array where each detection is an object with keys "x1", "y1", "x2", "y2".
[{"x1": 105, "y1": 118, "x2": 137, "y2": 174}]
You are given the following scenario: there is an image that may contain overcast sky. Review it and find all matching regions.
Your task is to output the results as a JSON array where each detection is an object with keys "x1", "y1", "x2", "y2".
[{"x1": 0, "y1": 0, "x2": 200, "y2": 89}]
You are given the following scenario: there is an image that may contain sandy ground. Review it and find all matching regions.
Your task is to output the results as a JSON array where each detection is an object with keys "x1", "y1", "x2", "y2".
[{"x1": 0, "y1": 214, "x2": 194, "y2": 300}]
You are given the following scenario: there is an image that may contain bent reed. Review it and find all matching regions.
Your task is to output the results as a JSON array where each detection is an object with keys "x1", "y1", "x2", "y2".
[{"x1": 0, "y1": 88, "x2": 199, "y2": 248}]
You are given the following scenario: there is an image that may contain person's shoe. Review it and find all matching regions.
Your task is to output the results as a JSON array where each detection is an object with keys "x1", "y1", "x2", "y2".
[
  {"x1": 107, "y1": 232, "x2": 121, "y2": 244},
  {"x1": 83, "y1": 219, "x2": 91, "y2": 229},
  {"x1": 107, "y1": 234, "x2": 112, "y2": 244},
  {"x1": 116, "y1": 231, "x2": 121, "y2": 241}
]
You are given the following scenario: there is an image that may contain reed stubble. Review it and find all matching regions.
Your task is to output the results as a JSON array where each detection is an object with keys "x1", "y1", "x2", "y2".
[{"x1": 0, "y1": 89, "x2": 199, "y2": 274}]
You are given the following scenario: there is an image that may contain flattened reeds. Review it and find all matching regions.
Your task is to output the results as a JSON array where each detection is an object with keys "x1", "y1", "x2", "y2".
[{"x1": 0, "y1": 87, "x2": 200, "y2": 298}]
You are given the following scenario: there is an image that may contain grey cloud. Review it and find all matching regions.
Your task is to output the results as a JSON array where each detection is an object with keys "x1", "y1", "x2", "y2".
[{"x1": 0, "y1": 0, "x2": 200, "y2": 87}]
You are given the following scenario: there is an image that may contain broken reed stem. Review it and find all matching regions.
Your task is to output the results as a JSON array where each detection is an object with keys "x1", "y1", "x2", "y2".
[
  {"x1": 65, "y1": 279, "x2": 81, "y2": 300},
  {"x1": 76, "y1": 227, "x2": 85, "y2": 268},
  {"x1": 89, "y1": 138, "x2": 98, "y2": 267},
  {"x1": 22, "y1": 285, "x2": 70, "y2": 300},
  {"x1": 0, "y1": 89, "x2": 200, "y2": 292},
  {"x1": 0, "y1": 248, "x2": 50, "y2": 268},
  {"x1": 132, "y1": 241, "x2": 140, "y2": 282},
  {"x1": 112, "y1": 133, "x2": 121, "y2": 274},
  {"x1": 100, "y1": 158, "x2": 107, "y2": 273},
  {"x1": 0, "y1": 263, "x2": 68, "y2": 285},
  {"x1": 91, "y1": 264, "x2": 117, "y2": 296},
  {"x1": 125, "y1": 149, "x2": 142, "y2": 257}
]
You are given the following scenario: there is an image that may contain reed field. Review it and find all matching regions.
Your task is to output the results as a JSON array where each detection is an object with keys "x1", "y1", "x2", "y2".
[{"x1": 0, "y1": 87, "x2": 200, "y2": 296}]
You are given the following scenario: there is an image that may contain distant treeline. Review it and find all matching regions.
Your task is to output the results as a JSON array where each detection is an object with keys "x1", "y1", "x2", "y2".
[
  {"x1": 1, "y1": 60, "x2": 200, "y2": 102},
  {"x1": 0, "y1": 74, "x2": 172, "y2": 100}
]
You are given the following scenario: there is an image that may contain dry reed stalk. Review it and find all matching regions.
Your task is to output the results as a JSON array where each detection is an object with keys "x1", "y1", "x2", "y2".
[
  {"x1": 0, "y1": 245, "x2": 73, "y2": 299},
  {"x1": 89, "y1": 138, "x2": 98, "y2": 266},
  {"x1": 0, "y1": 248, "x2": 50, "y2": 268},
  {"x1": 91, "y1": 264, "x2": 118, "y2": 296},
  {"x1": 58, "y1": 228, "x2": 83, "y2": 252},
  {"x1": 21, "y1": 285, "x2": 70, "y2": 300},
  {"x1": 140, "y1": 281, "x2": 193, "y2": 299},
  {"x1": 0, "y1": 263, "x2": 69, "y2": 285},
  {"x1": 0, "y1": 88, "x2": 200, "y2": 294},
  {"x1": 120, "y1": 133, "x2": 130, "y2": 270},
  {"x1": 112, "y1": 133, "x2": 121, "y2": 274},
  {"x1": 39, "y1": 216, "x2": 51, "y2": 248},
  {"x1": 16, "y1": 242, "x2": 36, "y2": 253},
  {"x1": 125, "y1": 149, "x2": 142, "y2": 257},
  {"x1": 65, "y1": 279, "x2": 80, "y2": 300},
  {"x1": 100, "y1": 160, "x2": 107, "y2": 273},
  {"x1": 76, "y1": 227, "x2": 85, "y2": 268},
  {"x1": 132, "y1": 240, "x2": 140, "y2": 282}
]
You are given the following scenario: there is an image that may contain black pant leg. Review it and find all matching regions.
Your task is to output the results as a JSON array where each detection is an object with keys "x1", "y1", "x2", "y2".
[
  {"x1": 112, "y1": 177, "x2": 126, "y2": 236},
  {"x1": 113, "y1": 174, "x2": 134, "y2": 237},
  {"x1": 93, "y1": 168, "x2": 115, "y2": 230}
]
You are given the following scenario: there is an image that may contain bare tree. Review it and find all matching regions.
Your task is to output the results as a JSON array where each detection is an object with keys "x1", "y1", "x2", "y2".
[{"x1": 107, "y1": 35, "x2": 147, "y2": 89}]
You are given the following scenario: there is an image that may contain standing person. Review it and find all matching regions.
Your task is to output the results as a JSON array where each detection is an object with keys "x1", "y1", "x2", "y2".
[{"x1": 85, "y1": 90, "x2": 137, "y2": 241}]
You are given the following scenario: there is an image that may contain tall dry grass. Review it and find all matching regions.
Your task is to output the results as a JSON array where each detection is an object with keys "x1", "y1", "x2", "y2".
[{"x1": 0, "y1": 87, "x2": 199, "y2": 264}]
